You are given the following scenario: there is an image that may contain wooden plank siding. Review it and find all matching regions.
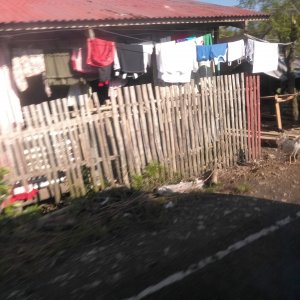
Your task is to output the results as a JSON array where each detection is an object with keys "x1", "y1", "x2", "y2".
[{"x1": 0, "y1": 73, "x2": 260, "y2": 202}]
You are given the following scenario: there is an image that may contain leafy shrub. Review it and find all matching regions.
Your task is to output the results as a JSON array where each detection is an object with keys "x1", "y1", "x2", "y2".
[
  {"x1": 131, "y1": 162, "x2": 166, "y2": 192},
  {"x1": 0, "y1": 167, "x2": 9, "y2": 204}
]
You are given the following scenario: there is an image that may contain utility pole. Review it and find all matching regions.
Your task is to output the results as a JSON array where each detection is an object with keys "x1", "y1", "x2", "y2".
[{"x1": 287, "y1": 16, "x2": 298, "y2": 122}]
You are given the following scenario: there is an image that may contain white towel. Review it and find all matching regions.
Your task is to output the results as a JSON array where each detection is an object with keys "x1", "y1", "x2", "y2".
[
  {"x1": 0, "y1": 46, "x2": 23, "y2": 131},
  {"x1": 156, "y1": 40, "x2": 196, "y2": 83},
  {"x1": 227, "y1": 39, "x2": 245, "y2": 64},
  {"x1": 252, "y1": 41, "x2": 279, "y2": 73},
  {"x1": 142, "y1": 43, "x2": 154, "y2": 72}
]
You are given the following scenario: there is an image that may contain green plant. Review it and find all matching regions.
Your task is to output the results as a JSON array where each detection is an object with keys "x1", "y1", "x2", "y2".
[
  {"x1": 2, "y1": 202, "x2": 23, "y2": 218},
  {"x1": 202, "y1": 183, "x2": 223, "y2": 194},
  {"x1": 0, "y1": 167, "x2": 9, "y2": 204},
  {"x1": 81, "y1": 165, "x2": 93, "y2": 192},
  {"x1": 234, "y1": 183, "x2": 250, "y2": 194},
  {"x1": 22, "y1": 204, "x2": 41, "y2": 216},
  {"x1": 131, "y1": 174, "x2": 144, "y2": 191},
  {"x1": 131, "y1": 162, "x2": 166, "y2": 192}
]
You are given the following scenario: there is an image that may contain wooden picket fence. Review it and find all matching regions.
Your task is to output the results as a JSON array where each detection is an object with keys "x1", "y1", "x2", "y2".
[{"x1": 0, "y1": 73, "x2": 260, "y2": 202}]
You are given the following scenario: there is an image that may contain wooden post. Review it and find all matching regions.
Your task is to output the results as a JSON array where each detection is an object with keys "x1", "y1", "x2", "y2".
[{"x1": 275, "y1": 96, "x2": 283, "y2": 131}]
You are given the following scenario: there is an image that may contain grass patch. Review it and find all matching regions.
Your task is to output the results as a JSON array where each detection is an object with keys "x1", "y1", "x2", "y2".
[
  {"x1": 131, "y1": 162, "x2": 182, "y2": 192},
  {"x1": 202, "y1": 183, "x2": 223, "y2": 194},
  {"x1": 234, "y1": 183, "x2": 251, "y2": 194}
]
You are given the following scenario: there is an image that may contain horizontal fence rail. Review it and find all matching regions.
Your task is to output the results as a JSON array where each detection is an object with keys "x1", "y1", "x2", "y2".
[{"x1": 0, "y1": 73, "x2": 260, "y2": 203}]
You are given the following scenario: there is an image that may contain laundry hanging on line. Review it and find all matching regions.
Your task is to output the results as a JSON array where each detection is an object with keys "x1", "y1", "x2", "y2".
[{"x1": 252, "y1": 40, "x2": 279, "y2": 73}]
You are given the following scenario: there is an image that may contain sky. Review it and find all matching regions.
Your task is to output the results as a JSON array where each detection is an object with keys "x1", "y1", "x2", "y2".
[{"x1": 200, "y1": 0, "x2": 240, "y2": 6}]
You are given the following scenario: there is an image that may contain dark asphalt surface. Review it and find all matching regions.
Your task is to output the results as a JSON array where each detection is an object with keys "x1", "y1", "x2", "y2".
[
  {"x1": 141, "y1": 216, "x2": 300, "y2": 300},
  {"x1": 2, "y1": 196, "x2": 300, "y2": 300}
]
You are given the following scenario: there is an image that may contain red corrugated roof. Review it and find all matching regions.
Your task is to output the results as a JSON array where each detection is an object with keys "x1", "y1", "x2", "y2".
[{"x1": 0, "y1": 0, "x2": 268, "y2": 24}]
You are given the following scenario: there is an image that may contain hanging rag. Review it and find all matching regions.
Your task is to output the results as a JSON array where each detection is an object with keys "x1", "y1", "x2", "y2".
[
  {"x1": 203, "y1": 33, "x2": 213, "y2": 45},
  {"x1": 210, "y1": 43, "x2": 228, "y2": 64},
  {"x1": 71, "y1": 48, "x2": 98, "y2": 74},
  {"x1": 195, "y1": 36, "x2": 204, "y2": 45},
  {"x1": 245, "y1": 39, "x2": 255, "y2": 62},
  {"x1": 12, "y1": 48, "x2": 51, "y2": 95},
  {"x1": 176, "y1": 35, "x2": 197, "y2": 43},
  {"x1": 86, "y1": 38, "x2": 115, "y2": 67},
  {"x1": 156, "y1": 39, "x2": 196, "y2": 83},
  {"x1": 98, "y1": 64, "x2": 113, "y2": 83},
  {"x1": 252, "y1": 41, "x2": 279, "y2": 73},
  {"x1": 196, "y1": 45, "x2": 211, "y2": 62},
  {"x1": 141, "y1": 42, "x2": 154, "y2": 73},
  {"x1": 0, "y1": 46, "x2": 23, "y2": 131},
  {"x1": 227, "y1": 39, "x2": 245, "y2": 65},
  {"x1": 45, "y1": 52, "x2": 80, "y2": 86},
  {"x1": 170, "y1": 32, "x2": 189, "y2": 41},
  {"x1": 116, "y1": 43, "x2": 144, "y2": 73}
]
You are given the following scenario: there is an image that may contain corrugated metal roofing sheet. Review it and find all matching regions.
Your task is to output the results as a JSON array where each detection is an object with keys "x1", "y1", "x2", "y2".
[{"x1": 0, "y1": 0, "x2": 268, "y2": 24}]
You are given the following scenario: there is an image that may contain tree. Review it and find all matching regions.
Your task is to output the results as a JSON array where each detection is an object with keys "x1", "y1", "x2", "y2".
[
  {"x1": 240, "y1": 0, "x2": 299, "y2": 121},
  {"x1": 239, "y1": 0, "x2": 300, "y2": 54}
]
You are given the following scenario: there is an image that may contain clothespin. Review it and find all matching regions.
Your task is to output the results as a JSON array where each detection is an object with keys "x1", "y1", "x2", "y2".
[{"x1": 87, "y1": 27, "x2": 95, "y2": 39}]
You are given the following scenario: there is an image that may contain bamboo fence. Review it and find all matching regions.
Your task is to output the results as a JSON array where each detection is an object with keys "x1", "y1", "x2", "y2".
[{"x1": 0, "y1": 73, "x2": 260, "y2": 202}]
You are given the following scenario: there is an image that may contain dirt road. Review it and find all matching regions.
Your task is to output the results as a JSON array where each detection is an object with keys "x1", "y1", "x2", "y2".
[{"x1": 1, "y1": 147, "x2": 300, "y2": 300}]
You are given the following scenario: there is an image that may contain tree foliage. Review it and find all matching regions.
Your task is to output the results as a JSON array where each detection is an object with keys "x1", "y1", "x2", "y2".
[{"x1": 239, "y1": 0, "x2": 300, "y2": 54}]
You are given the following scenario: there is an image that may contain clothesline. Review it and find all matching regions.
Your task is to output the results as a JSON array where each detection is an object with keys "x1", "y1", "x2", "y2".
[
  {"x1": 10, "y1": 29, "x2": 284, "y2": 100},
  {"x1": 97, "y1": 29, "x2": 151, "y2": 43},
  {"x1": 244, "y1": 33, "x2": 294, "y2": 46}
]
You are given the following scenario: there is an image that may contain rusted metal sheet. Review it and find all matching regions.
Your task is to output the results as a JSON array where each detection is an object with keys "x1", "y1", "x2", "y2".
[{"x1": 0, "y1": 0, "x2": 269, "y2": 25}]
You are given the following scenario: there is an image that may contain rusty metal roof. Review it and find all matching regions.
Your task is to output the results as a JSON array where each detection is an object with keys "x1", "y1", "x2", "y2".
[{"x1": 0, "y1": 0, "x2": 268, "y2": 25}]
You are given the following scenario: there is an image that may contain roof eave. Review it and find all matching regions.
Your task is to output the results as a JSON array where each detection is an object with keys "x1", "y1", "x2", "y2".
[{"x1": 0, "y1": 15, "x2": 270, "y2": 33}]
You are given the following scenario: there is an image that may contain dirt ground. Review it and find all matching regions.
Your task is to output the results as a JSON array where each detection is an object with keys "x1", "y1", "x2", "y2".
[
  {"x1": 218, "y1": 146, "x2": 300, "y2": 204},
  {"x1": 1, "y1": 146, "x2": 300, "y2": 299}
]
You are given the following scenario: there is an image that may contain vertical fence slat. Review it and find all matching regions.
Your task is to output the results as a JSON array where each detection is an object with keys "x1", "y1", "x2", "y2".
[
  {"x1": 179, "y1": 84, "x2": 189, "y2": 177},
  {"x1": 216, "y1": 76, "x2": 226, "y2": 167},
  {"x1": 240, "y1": 73, "x2": 248, "y2": 161},
  {"x1": 212, "y1": 76, "x2": 221, "y2": 167},
  {"x1": 143, "y1": 84, "x2": 159, "y2": 162},
  {"x1": 190, "y1": 81, "x2": 201, "y2": 174},
  {"x1": 186, "y1": 83, "x2": 198, "y2": 176},
  {"x1": 165, "y1": 86, "x2": 176, "y2": 176},
  {"x1": 245, "y1": 74, "x2": 251, "y2": 161},
  {"x1": 232, "y1": 74, "x2": 240, "y2": 161},
  {"x1": 129, "y1": 85, "x2": 146, "y2": 168},
  {"x1": 159, "y1": 86, "x2": 172, "y2": 174},
  {"x1": 135, "y1": 85, "x2": 152, "y2": 164},
  {"x1": 173, "y1": 84, "x2": 185, "y2": 175},
  {"x1": 110, "y1": 91, "x2": 129, "y2": 185},
  {"x1": 148, "y1": 84, "x2": 164, "y2": 162},
  {"x1": 200, "y1": 78, "x2": 210, "y2": 169},
  {"x1": 116, "y1": 88, "x2": 135, "y2": 178},
  {"x1": 257, "y1": 75, "x2": 261, "y2": 157},
  {"x1": 219, "y1": 75, "x2": 228, "y2": 167},
  {"x1": 235, "y1": 73, "x2": 245, "y2": 163},
  {"x1": 249, "y1": 75, "x2": 255, "y2": 161},
  {"x1": 124, "y1": 87, "x2": 141, "y2": 175},
  {"x1": 195, "y1": 87, "x2": 205, "y2": 171}
]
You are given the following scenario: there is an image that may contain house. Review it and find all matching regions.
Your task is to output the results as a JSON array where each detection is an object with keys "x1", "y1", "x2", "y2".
[
  {"x1": 0, "y1": 0, "x2": 268, "y2": 131},
  {"x1": 0, "y1": 1, "x2": 271, "y2": 204}
]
